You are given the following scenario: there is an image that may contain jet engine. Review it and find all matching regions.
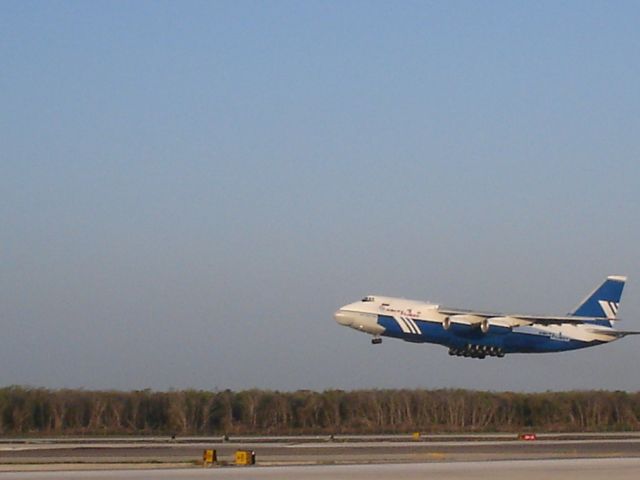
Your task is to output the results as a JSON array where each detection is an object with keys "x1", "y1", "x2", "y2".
[
  {"x1": 449, "y1": 314, "x2": 485, "y2": 327},
  {"x1": 481, "y1": 317, "x2": 515, "y2": 334}
]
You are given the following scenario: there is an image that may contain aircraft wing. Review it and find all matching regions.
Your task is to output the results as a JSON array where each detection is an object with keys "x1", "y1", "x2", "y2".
[
  {"x1": 508, "y1": 314, "x2": 609, "y2": 325},
  {"x1": 438, "y1": 308, "x2": 610, "y2": 326},
  {"x1": 437, "y1": 307, "x2": 502, "y2": 318},
  {"x1": 585, "y1": 329, "x2": 640, "y2": 338}
]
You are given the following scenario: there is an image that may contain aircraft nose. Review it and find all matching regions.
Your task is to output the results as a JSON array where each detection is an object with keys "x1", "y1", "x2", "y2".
[{"x1": 334, "y1": 309, "x2": 353, "y2": 326}]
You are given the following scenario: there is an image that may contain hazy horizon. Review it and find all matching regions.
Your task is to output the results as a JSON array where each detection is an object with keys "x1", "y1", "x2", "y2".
[{"x1": 2, "y1": 1, "x2": 639, "y2": 393}]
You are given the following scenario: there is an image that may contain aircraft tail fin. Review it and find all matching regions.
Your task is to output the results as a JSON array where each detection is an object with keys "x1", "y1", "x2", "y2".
[{"x1": 570, "y1": 275, "x2": 626, "y2": 326}]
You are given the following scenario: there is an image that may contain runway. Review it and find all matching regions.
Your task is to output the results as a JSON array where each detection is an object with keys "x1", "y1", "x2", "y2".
[
  {"x1": 1, "y1": 434, "x2": 640, "y2": 479},
  {"x1": 1, "y1": 458, "x2": 640, "y2": 480},
  {"x1": 2, "y1": 435, "x2": 640, "y2": 465}
]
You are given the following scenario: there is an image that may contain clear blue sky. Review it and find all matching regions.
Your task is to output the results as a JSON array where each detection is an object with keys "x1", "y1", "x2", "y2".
[{"x1": 1, "y1": 1, "x2": 639, "y2": 391}]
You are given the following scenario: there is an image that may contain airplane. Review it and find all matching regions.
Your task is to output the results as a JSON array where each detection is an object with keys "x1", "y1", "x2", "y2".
[{"x1": 334, "y1": 276, "x2": 638, "y2": 359}]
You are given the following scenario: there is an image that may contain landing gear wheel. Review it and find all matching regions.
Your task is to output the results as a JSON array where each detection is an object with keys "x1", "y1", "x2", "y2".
[{"x1": 371, "y1": 337, "x2": 382, "y2": 345}]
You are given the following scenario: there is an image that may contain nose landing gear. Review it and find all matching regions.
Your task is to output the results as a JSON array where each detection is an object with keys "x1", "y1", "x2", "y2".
[{"x1": 371, "y1": 337, "x2": 383, "y2": 345}]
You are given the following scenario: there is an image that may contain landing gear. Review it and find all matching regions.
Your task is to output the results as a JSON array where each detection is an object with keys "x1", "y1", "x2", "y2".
[
  {"x1": 371, "y1": 337, "x2": 382, "y2": 345},
  {"x1": 448, "y1": 344, "x2": 504, "y2": 359}
]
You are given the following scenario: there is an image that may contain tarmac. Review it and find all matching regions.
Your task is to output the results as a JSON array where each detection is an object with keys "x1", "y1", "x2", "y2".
[
  {"x1": 1, "y1": 458, "x2": 640, "y2": 480},
  {"x1": 1, "y1": 434, "x2": 639, "y2": 479}
]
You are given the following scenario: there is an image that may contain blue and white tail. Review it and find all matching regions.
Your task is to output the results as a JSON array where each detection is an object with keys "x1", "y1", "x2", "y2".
[{"x1": 570, "y1": 275, "x2": 626, "y2": 326}]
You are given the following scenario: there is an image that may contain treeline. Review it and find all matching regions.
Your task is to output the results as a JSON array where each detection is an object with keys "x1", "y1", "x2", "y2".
[{"x1": 1, "y1": 387, "x2": 640, "y2": 435}]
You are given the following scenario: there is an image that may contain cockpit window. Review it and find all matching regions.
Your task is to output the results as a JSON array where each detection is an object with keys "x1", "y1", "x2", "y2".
[{"x1": 361, "y1": 296, "x2": 375, "y2": 302}]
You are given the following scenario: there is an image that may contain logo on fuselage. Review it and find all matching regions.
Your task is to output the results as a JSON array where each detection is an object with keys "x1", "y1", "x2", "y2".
[{"x1": 395, "y1": 316, "x2": 422, "y2": 335}]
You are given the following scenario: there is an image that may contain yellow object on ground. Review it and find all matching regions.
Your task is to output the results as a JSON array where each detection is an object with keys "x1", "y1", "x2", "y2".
[
  {"x1": 202, "y1": 449, "x2": 216, "y2": 465},
  {"x1": 235, "y1": 450, "x2": 256, "y2": 465}
]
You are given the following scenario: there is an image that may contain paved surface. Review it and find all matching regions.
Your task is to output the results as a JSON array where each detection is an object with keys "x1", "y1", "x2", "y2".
[
  {"x1": 2, "y1": 437, "x2": 640, "y2": 465},
  {"x1": 4, "y1": 432, "x2": 640, "y2": 444},
  {"x1": 2, "y1": 433, "x2": 640, "y2": 480},
  {"x1": 1, "y1": 458, "x2": 640, "y2": 480}
]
